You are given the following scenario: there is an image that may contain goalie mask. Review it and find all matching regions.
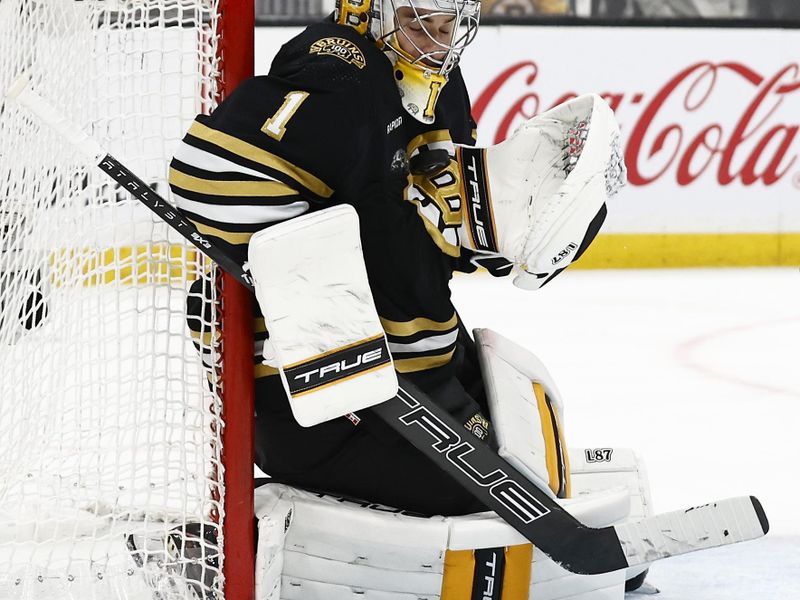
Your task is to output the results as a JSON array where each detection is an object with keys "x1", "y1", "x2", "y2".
[{"x1": 336, "y1": 0, "x2": 481, "y2": 124}]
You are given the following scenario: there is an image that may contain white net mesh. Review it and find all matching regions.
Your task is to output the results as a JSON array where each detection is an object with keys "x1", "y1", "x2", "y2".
[{"x1": 0, "y1": 1, "x2": 229, "y2": 598}]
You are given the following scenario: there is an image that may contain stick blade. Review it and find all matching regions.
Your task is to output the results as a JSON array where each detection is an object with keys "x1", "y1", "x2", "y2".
[{"x1": 615, "y1": 495, "x2": 769, "y2": 568}]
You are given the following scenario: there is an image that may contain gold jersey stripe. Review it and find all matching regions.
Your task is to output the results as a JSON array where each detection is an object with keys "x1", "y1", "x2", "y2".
[
  {"x1": 190, "y1": 329, "x2": 219, "y2": 347},
  {"x1": 393, "y1": 349, "x2": 455, "y2": 373},
  {"x1": 255, "y1": 363, "x2": 279, "y2": 378},
  {"x1": 414, "y1": 207, "x2": 462, "y2": 258},
  {"x1": 380, "y1": 313, "x2": 458, "y2": 337},
  {"x1": 193, "y1": 220, "x2": 254, "y2": 246},
  {"x1": 440, "y1": 549, "x2": 474, "y2": 600},
  {"x1": 169, "y1": 167, "x2": 298, "y2": 198},
  {"x1": 502, "y1": 545, "x2": 533, "y2": 600},
  {"x1": 407, "y1": 128, "x2": 454, "y2": 152},
  {"x1": 534, "y1": 382, "x2": 569, "y2": 498},
  {"x1": 254, "y1": 317, "x2": 267, "y2": 333},
  {"x1": 282, "y1": 333, "x2": 386, "y2": 370},
  {"x1": 188, "y1": 121, "x2": 334, "y2": 198}
]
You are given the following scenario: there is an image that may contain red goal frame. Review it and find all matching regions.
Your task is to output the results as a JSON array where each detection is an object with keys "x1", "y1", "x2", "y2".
[{"x1": 217, "y1": 1, "x2": 256, "y2": 598}]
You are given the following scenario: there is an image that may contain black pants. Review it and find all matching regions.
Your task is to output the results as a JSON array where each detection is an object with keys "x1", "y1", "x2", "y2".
[
  {"x1": 254, "y1": 338, "x2": 490, "y2": 517},
  {"x1": 263, "y1": 420, "x2": 488, "y2": 516}
]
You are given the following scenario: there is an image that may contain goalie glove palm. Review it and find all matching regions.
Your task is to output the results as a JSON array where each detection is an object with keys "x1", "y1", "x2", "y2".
[{"x1": 457, "y1": 94, "x2": 626, "y2": 289}]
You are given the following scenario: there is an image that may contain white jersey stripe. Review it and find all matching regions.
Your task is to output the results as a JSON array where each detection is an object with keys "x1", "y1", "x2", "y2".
[
  {"x1": 174, "y1": 141, "x2": 279, "y2": 180},
  {"x1": 173, "y1": 191, "x2": 309, "y2": 225},
  {"x1": 388, "y1": 329, "x2": 459, "y2": 354}
]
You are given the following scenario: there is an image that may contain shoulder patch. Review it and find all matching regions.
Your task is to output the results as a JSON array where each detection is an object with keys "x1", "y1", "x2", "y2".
[{"x1": 309, "y1": 37, "x2": 366, "y2": 69}]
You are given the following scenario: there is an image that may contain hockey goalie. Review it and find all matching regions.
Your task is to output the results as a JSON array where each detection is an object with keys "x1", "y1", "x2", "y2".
[{"x1": 130, "y1": 0, "x2": 761, "y2": 597}]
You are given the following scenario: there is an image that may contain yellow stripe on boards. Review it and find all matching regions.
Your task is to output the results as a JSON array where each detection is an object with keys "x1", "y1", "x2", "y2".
[
  {"x1": 576, "y1": 233, "x2": 800, "y2": 269},
  {"x1": 380, "y1": 313, "x2": 458, "y2": 337},
  {"x1": 188, "y1": 121, "x2": 334, "y2": 198},
  {"x1": 533, "y1": 382, "x2": 563, "y2": 497},
  {"x1": 169, "y1": 168, "x2": 297, "y2": 197},
  {"x1": 440, "y1": 549, "x2": 474, "y2": 600},
  {"x1": 502, "y1": 544, "x2": 533, "y2": 600},
  {"x1": 50, "y1": 244, "x2": 200, "y2": 287}
]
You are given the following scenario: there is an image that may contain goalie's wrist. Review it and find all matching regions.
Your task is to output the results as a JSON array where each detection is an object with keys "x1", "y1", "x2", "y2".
[{"x1": 455, "y1": 145, "x2": 508, "y2": 258}]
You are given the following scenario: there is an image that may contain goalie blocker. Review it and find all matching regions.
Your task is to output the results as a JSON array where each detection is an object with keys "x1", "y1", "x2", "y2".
[{"x1": 247, "y1": 204, "x2": 398, "y2": 427}]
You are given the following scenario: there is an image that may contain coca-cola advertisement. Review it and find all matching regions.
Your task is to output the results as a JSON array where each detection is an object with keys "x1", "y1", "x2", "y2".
[
  {"x1": 461, "y1": 27, "x2": 800, "y2": 239},
  {"x1": 256, "y1": 25, "x2": 800, "y2": 251}
]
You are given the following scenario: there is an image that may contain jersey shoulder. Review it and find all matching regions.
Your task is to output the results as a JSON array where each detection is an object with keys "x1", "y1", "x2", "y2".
[{"x1": 269, "y1": 19, "x2": 389, "y2": 92}]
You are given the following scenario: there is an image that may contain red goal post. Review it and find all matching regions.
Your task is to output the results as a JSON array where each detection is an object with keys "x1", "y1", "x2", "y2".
[{"x1": 217, "y1": 3, "x2": 257, "y2": 600}]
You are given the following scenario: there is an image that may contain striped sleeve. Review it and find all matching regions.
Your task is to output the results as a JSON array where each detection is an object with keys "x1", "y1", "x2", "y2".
[
  {"x1": 169, "y1": 118, "x2": 335, "y2": 261},
  {"x1": 185, "y1": 277, "x2": 279, "y2": 381},
  {"x1": 380, "y1": 312, "x2": 460, "y2": 373}
]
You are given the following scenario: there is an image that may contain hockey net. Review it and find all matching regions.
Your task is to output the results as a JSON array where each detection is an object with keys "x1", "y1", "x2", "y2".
[{"x1": 0, "y1": 1, "x2": 253, "y2": 598}]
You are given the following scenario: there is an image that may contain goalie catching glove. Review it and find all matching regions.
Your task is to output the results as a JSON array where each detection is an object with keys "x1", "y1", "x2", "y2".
[{"x1": 412, "y1": 94, "x2": 625, "y2": 289}]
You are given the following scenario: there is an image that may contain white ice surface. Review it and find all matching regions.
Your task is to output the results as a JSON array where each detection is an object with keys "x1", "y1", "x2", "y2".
[{"x1": 451, "y1": 267, "x2": 800, "y2": 598}]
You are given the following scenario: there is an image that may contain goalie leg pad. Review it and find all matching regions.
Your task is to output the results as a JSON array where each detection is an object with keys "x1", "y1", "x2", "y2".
[
  {"x1": 474, "y1": 327, "x2": 571, "y2": 499},
  {"x1": 254, "y1": 484, "x2": 630, "y2": 600}
]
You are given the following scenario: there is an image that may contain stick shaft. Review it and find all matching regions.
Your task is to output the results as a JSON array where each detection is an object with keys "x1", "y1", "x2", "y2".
[
  {"x1": 96, "y1": 155, "x2": 254, "y2": 289},
  {"x1": 7, "y1": 75, "x2": 105, "y2": 163}
]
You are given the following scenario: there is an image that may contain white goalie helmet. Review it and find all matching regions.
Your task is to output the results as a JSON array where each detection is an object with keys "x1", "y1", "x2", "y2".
[{"x1": 336, "y1": 0, "x2": 481, "y2": 124}]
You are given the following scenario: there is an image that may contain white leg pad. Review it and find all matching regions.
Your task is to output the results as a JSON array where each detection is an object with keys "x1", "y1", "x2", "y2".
[
  {"x1": 569, "y1": 447, "x2": 653, "y2": 522},
  {"x1": 474, "y1": 327, "x2": 569, "y2": 499},
  {"x1": 254, "y1": 488, "x2": 294, "y2": 600},
  {"x1": 254, "y1": 484, "x2": 629, "y2": 600},
  {"x1": 251, "y1": 328, "x2": 657, "y2": 600}
]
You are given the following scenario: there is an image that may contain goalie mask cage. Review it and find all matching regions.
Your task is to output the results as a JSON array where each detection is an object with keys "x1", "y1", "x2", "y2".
[{"x1": 0, "y1": 1, "x2": 255, "y2": 599}]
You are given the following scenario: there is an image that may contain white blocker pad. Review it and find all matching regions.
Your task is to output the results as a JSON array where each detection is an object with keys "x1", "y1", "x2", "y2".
[
  {"x1": 254, "y1": 483, "x2": 630, "y2": 600},
  {"x1": 248, "y1": 205, "x2": 398, "y2": 426},
  {"x1": 457, "y1": 94, "x2": 626, "y2": 290}
]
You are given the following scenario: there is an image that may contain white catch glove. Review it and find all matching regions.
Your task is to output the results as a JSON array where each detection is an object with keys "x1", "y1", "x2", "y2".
[{"x1": 457, "y1": 94, "x2": 626, "y2": 289}]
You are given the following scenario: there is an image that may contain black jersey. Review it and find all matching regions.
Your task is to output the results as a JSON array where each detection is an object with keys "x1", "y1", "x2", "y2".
[{"x1": 171, "y1": 19, "x2": 479, "y2": 382}]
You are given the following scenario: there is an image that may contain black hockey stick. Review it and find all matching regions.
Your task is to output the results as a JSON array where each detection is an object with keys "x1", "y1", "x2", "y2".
[{"x1": 7, "y1": 77, "x2": 769, "y2": 575}]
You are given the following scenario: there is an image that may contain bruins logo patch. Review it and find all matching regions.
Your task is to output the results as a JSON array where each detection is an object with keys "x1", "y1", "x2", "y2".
[
  {"x1": 309, "y1": 37, "x2": 366, "y2": 69},
  {"x1": 464, "y1": 413, "x2": 490, "y2": 441}
]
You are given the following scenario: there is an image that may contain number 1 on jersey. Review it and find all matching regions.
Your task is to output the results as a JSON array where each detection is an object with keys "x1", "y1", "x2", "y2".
[{"x1": 261, "y1": 91, "x2": 309, "y2": 141}]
